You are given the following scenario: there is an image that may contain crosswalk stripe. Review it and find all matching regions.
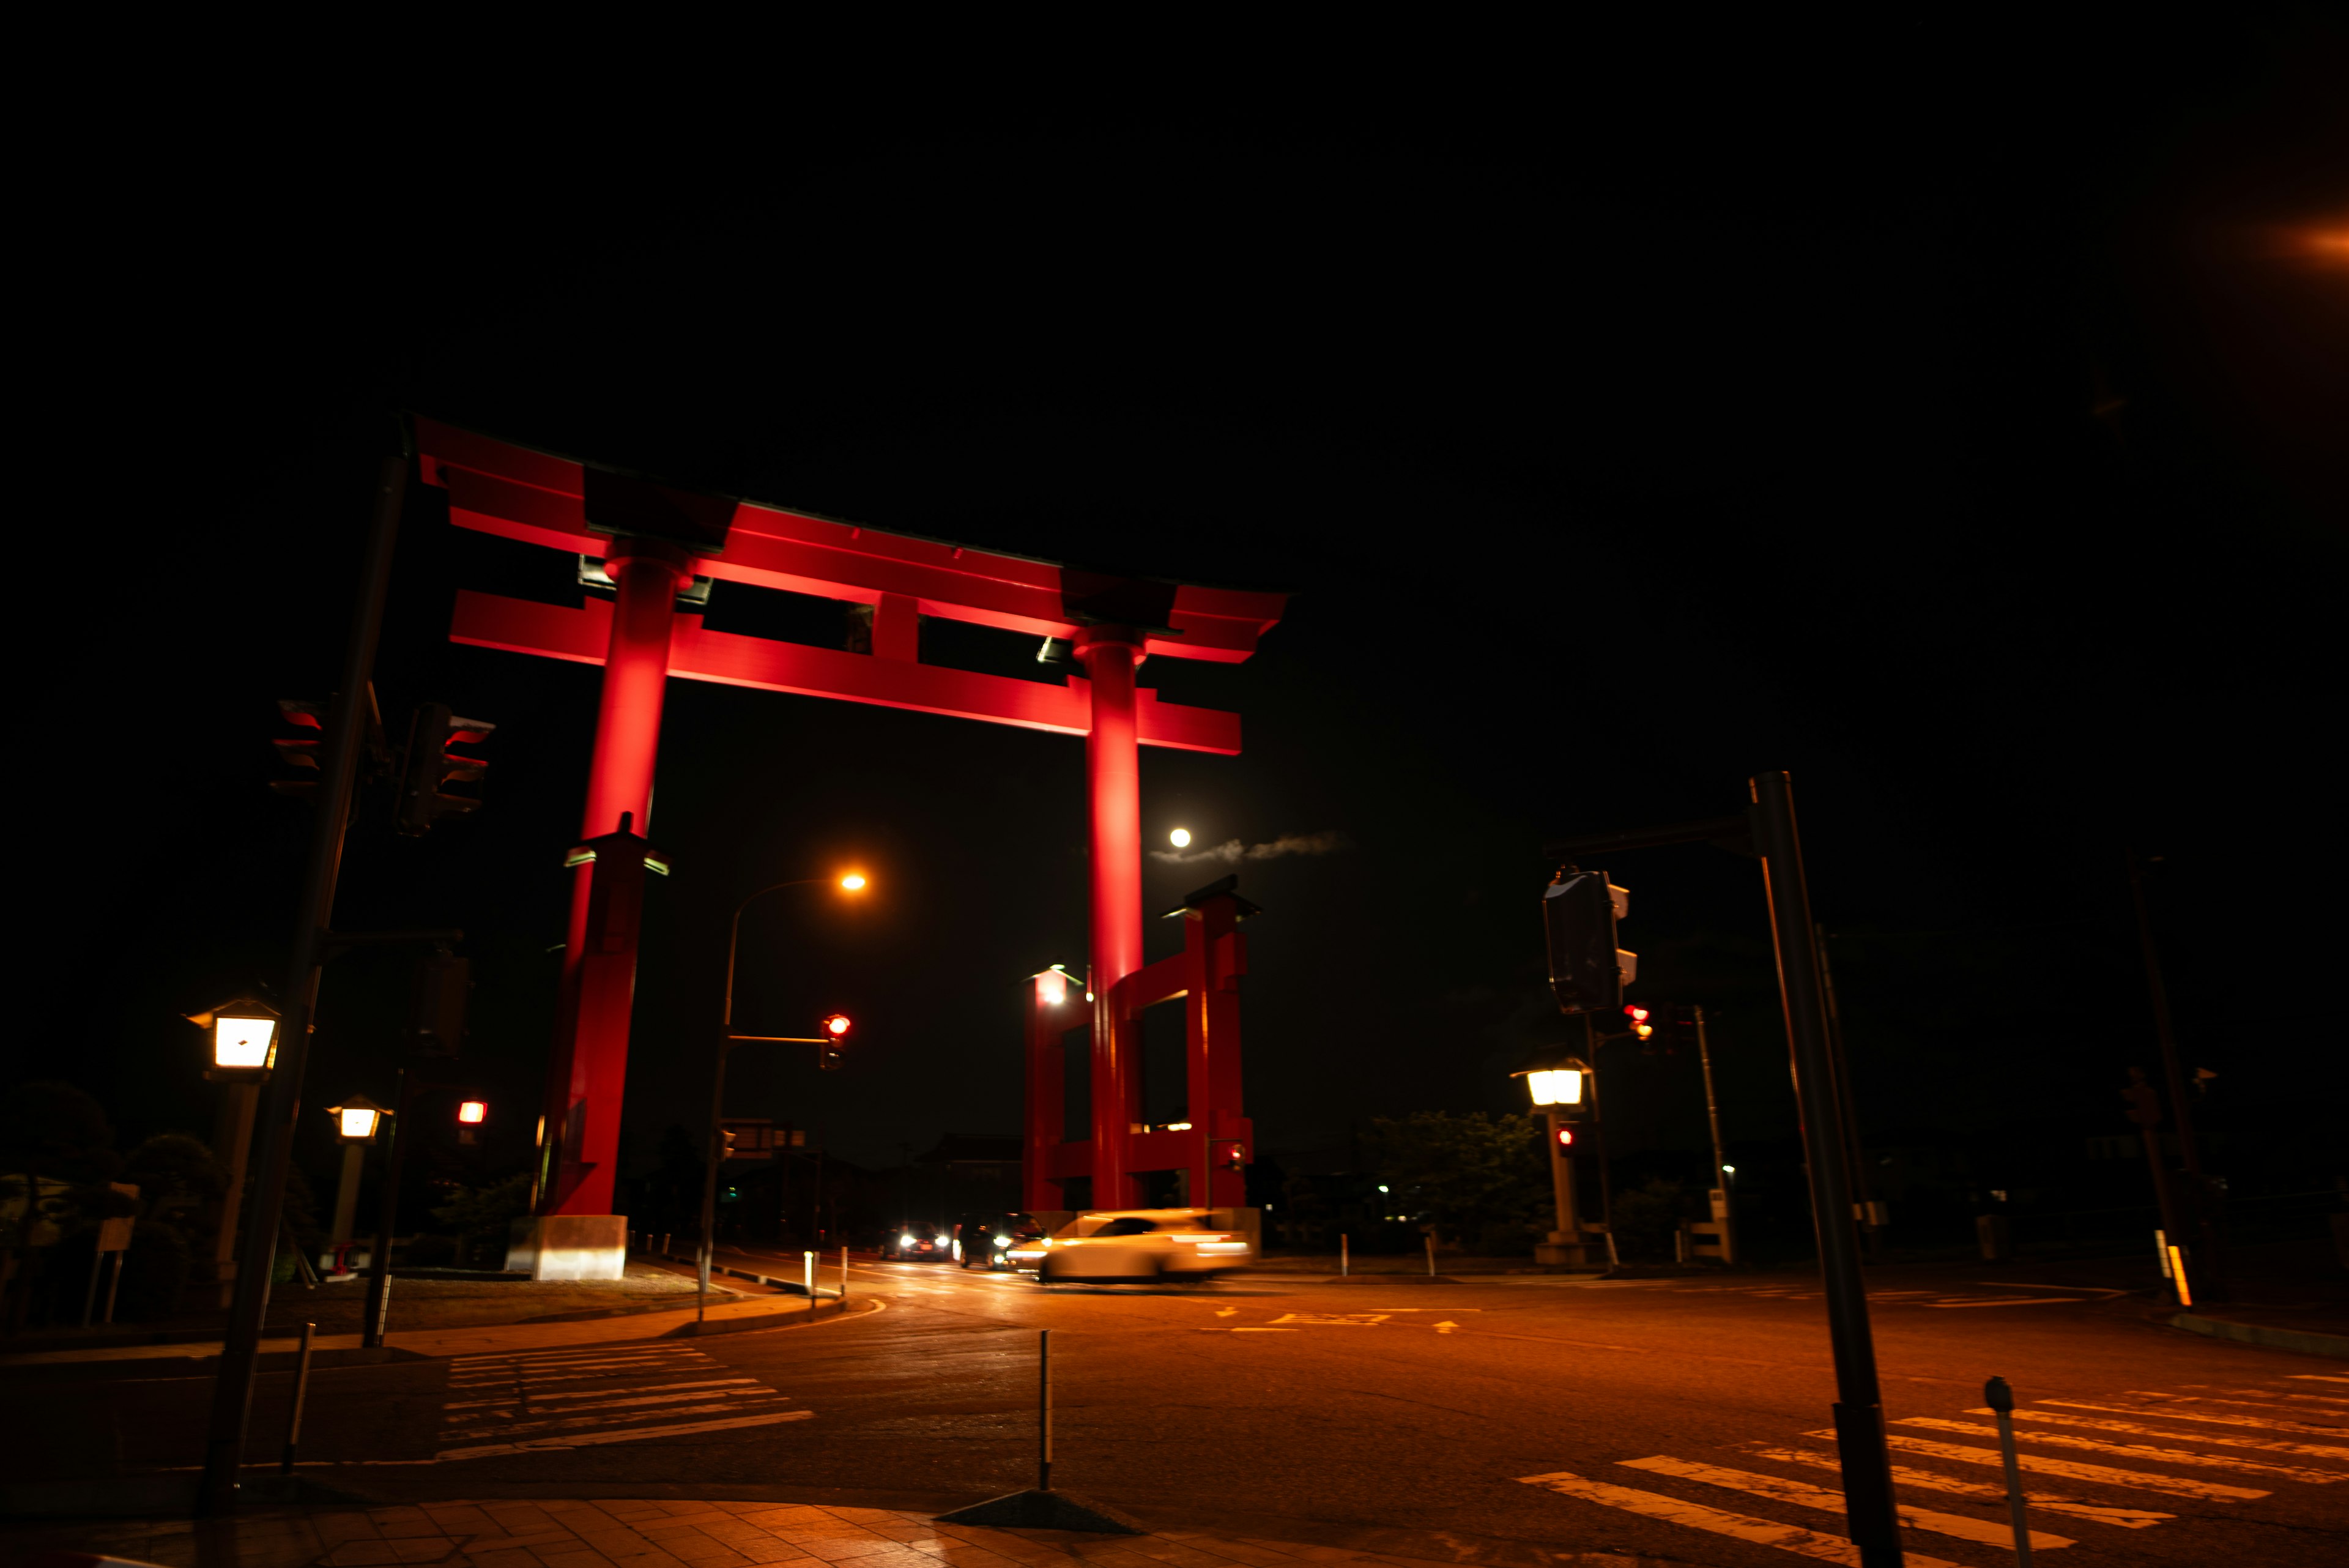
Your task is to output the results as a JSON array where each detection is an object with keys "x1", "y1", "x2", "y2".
[
  {"x1": 1898, "y1": 1418, "x2": 2339, "y2": 1485},
  {"x1": 435, "y1": 1408, "x2": 810, "y2": 1460},
  {"x1": 1831, "y1": 1430, "x2": 2269, "y2": 1500},
  {"x1": 439, "y1": 1394, "x2": 784, "y2": 1441},
  {"x1": 1982, "y1": 1406, "x2": 2349, "y2": 1462},
  {"x1": 450, "y1": 1352, "x2": 697, "y2": 1373},
  {"x1": 444, "y1": 1377, "x2": 757, "y2": 1410},
  {"x1": 442, "y1": 1386, "x2": 781, "y2": 1425},
  {"x1": 451, "y1": 1351, "x2": 699, "y2": 1369},
  {"x1": 1517, "y1": 1471, "x2": 1958, "y2": 1566},
  {"x1": 449, "y1": 1364, "x2": 699, "y2": 1390},
  {"x1": 2176, "y1": 1387, "x2": 2349, "y2": 1410},
  {"x1": 1745, "y1": 1444, "x2": 2172, "y2": 1529},
  {"x1": 2291, "y1": 1376, "x2": 2349, "y2": 1385},
  {"x1": 1619, "y1": 1455, "x2": 2073, "y2": 1548},
  {"x1": 2040, "y1": 1399, "x2": 2349, "y2": 1441}
]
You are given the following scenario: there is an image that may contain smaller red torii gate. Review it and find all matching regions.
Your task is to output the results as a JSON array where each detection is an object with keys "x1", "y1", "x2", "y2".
[
  {"x1": 415, "y1": 419, "x2": 1285, "y2": 1273},
  {"x1": 1026, "y1": 876, "x2": 1257, "y2": 1216}
]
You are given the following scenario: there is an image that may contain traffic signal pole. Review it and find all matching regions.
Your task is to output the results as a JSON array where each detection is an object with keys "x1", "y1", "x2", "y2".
[
  {"x1": 1690, "y1": 1006, "x2": 1737, "y2": 1265},
  {"x1": 1750, "y1": 771, "x2": 1902, "y2": 1566},
  {"x1": 199, "y1": 451, "x2": 409, "y2": 1515}
]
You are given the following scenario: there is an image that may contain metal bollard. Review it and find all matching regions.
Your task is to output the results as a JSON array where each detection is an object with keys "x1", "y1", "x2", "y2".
[
  {"x1": 803, "y1": 1250, "x2": 815, "y2": 1303},
  {"x1": 1985, "y1": 1376, "x2": 2032, "y2": 1566},
  {"x1": 1340, "y1": 1233, "x2": 1349, "y2": 1277},
  {"x1": 839, "y1": 1244, "x2": 849, "y2": 1312},
  {"x1": 1038, "y1": 1328, "x2": 1053, "y2": 1491},
  {"x1": 1425, "y1": 1234, "x2": 1436, "y2": 1277},
  {"x1": 281, "y1": 1321, "x2": 316, "y2": 1475}
]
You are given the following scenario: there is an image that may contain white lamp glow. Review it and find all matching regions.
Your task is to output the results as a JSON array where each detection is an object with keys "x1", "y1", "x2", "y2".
[
  {"x1": 1525, "y1": 1068, "x2": 1585, "y2": 1107},
  {"x1": 1169, "y1": 827, "x2": 1191, "y2": 848}
]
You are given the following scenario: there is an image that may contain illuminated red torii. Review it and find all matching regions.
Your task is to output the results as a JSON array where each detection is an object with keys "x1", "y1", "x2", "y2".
[{"x1": 415, "y1": 419, "x2": 1285, "y2": 1273}]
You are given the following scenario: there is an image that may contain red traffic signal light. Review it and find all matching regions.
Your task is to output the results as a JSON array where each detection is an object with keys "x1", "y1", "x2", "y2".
[
  {"x1": 395, "y1": 702, "x2": 494, "y2": 836},
  {"x1": 1624, "y1": 1005, "x2": 1653, "y2": 1041},
  {"x1": 1554, "y1": 1125, "x2": 1575, "y2": 1150},
  {"x1": 822, "y1": 1013, "x2": 852, "y2": 1038}
]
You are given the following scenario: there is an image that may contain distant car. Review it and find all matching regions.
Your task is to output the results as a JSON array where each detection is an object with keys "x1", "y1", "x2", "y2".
[
  {"x1": 953, "y1": 1212, "x2": 1045, "y2": 1271},
  {"x1": 885, "y1": 1221, "x2": 949, "y2": 1261},
  {"x1": 1029, "y1": 1208, "x2": 1252, "y2": 1284}
]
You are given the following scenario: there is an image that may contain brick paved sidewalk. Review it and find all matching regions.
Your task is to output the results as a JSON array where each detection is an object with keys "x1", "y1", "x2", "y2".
[{"x1": 0, "y1": 1501, "x2": 1649, "y2": 1568}]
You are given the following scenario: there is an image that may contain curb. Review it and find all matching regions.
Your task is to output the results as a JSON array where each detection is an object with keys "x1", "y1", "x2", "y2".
[
  {"x1": 664, "y1": 1296, "x2": 883, "y2": 1337},
  {"x1": 2172, "y1": 1312, "x2": 2349, "y2": 1359}
]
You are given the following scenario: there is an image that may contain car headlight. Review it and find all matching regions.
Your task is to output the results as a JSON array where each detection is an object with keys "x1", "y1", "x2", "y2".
[
  {"x1": 994, "y1": 1235, "x2": 1011, "y2": 1247},
  {"x1": 900, "y1": 1233, "x2": 915, "y2": 1247}
]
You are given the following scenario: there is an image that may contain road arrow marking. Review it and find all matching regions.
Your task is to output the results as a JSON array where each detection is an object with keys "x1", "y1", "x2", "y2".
[{"x1": 1433, "y1": 1321, "x2": 1459, "y2": 1334}]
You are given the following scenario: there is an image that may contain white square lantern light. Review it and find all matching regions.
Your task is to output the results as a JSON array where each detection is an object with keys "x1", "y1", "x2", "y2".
[
  {"x1": 1517, "y1": 1057, "x2": 1591, "y2": 1109},
  {"x1": 327, "y1": 1094, "x2": 391, "y2": 1143},
  {"x1": 191, "y1": 997, "x2": 281, "y2": 1080}
]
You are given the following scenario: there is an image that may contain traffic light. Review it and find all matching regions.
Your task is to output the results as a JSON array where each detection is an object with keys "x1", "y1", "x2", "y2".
[
  {"x1": 270, "y1": 699, "x2": 324, "y2": 798},
  {"x1": 1554, "y1": 1124, "x2": 1576, "y2": 1150},
  {"x1": 1624, "y1": 1005, "x2": 1654, "y2": 1042},
  {"x1": 395, "y1": 702, "x2": 494, "y2": 835},
  {"x1": 1542, "y1": 868, "x2": 1636, "y2": 1014},
  {"x1": 272, "y1": 691, "x2": 393, "y2": 800},
  {"x1": 819, "y1": 1012, "x2": 852, "y2": 1071},
  {"x1": 410, "y1": 949, "x2": 470, "y2": 1057}
]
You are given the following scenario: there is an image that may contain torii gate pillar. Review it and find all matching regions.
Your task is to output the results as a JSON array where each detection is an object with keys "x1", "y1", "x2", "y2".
[
  {"x1": 537, "y1": 537, "x2": 694, "y2": 1247},
  {"x1": 1075, "y1": 626, "x2": 1145, "y2": 1211}
]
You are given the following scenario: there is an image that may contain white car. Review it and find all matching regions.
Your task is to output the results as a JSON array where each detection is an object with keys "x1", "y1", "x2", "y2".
[{"x1": 1020, "y1": 1208, "x2": 1253, "y2": 1283}]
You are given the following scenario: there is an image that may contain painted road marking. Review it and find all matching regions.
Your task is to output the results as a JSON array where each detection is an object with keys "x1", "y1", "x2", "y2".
[
  {"x1": 2178, "y1": 1386, "x2": 2349, "y2": 1410},
  {"x1": 2039, "y1": 1399, "x2": 2349, "y2": 1440},
  {"x1": 1980, "y1": 1405, "x2": 2349, "y2": 1462},
  {"x1": 1433, "y1": 1321, "x2": 1459, "y2": 1333},
  {"x1": 437, "y1": 1343, "x2": 803, "y2": 1461},
  {"x1": 436, "y1": 1410, "x2": 811, "y2": 1460},
  {"x1": 1269, "y1": 1313, "x2": 1390, "y2": 1326},
  {"x1": 1976, "y1": 1283, "x2": 2124, "y2": 1298},
  {"x1": 1516, "y1": 1471, "x2": 1957, "y2": 1567},
  {"x1": 1926, "y1": 1297, "x2": 2082, "y2": 1307},
  {"x1": 1229, "y1": 1327, "x2": 1297, "y2": 1332},
  {"x1": 1619, "y1": 1454, "x2": 2074, "y2": 1549},
  {"x1": 443, "y1": 1378, "x2": 759, "y2": 1410},
  {"x1": 1743, "y1": 1444, "x2": 2172, "y2": 1529},
  {"x1": 1896, "y1": 1417, "x2": 2338, "y2": 1485},
  {"x1": 1836, "y1": 1430, "x2": 2269, "y2": 1501},
  {"x1": 2291, "y1": 1375, "x2": 2349, "y2": 1386}
]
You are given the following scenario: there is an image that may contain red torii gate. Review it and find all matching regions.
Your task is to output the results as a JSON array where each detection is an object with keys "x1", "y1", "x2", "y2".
[{"x1": 415, "y1": 420, "x2": 1285, "y2": 1273}]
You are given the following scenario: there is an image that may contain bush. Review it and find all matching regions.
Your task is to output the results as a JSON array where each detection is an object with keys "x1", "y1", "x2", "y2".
[
  {"x1": 114, "y1": 1219, "x2": 191, "y2": 1321},
  {"x1": 432, "y1": 1174, "x2": 533, "y2": 1269},
  {"x1": 1611, "y1": 1178, "x2": 1694, "y2": 1262},
  {"x1": 405, "y1": 1233, "x2": 459, "y2": 1266}
]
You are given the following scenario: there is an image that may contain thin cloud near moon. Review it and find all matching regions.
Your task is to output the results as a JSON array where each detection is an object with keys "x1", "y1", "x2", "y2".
[{"x1": 1151, "y1": 830, "x2": 1349, "y2": 866}]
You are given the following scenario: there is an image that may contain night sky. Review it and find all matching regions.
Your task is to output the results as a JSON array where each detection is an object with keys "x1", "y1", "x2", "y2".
[{"x1": 23, "y1": 19, "x2": 2345, "y2": 1216}]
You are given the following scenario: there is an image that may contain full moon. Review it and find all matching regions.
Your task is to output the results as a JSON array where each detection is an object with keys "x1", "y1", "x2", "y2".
[{"x1": 1169, "y1": 827, "x2": 1192, "y2": 848}]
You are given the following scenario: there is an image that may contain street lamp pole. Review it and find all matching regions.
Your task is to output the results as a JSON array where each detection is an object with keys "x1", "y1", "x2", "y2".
[{"x1": 699, "y1": 875, "x2": 863, "y2": 1321}]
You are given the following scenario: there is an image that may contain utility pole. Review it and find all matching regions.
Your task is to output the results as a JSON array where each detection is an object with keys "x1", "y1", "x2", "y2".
[
  {"x1": 1691, "y1": 1006, "x2": 1737, "y2": 1266},
  {"x1": 2126, "y1": 850, "x2": 2223, "y2": 1298},
  {"x1": 199, "y1": 449, "x2": 408, "y2": 1515},
  {"x1": 1817, "y1": 931, "x2": 1884, "y2": 1258},
  {"x1": 1750, "y1": 771, "x2": 1902, "y2": 1566}
]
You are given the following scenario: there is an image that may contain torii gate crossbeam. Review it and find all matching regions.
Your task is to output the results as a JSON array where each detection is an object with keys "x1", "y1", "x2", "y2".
[{"x1": 415, "y1": 419, "x2": 1285, "y2": 1276}]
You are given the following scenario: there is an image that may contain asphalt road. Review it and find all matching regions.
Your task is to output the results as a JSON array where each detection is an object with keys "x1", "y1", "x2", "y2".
[{"x1": 20, "y1": 1253, "x2": 2347, "y2": 1567}]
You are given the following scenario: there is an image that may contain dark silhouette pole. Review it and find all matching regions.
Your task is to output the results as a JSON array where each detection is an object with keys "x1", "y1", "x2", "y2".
[
  {"x1": 1750, "y1": 770, "x2": 1902, "y2": 1566},
  {"x1": 199, "y1": 450, "x2": 407, "y2": 1515}
]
